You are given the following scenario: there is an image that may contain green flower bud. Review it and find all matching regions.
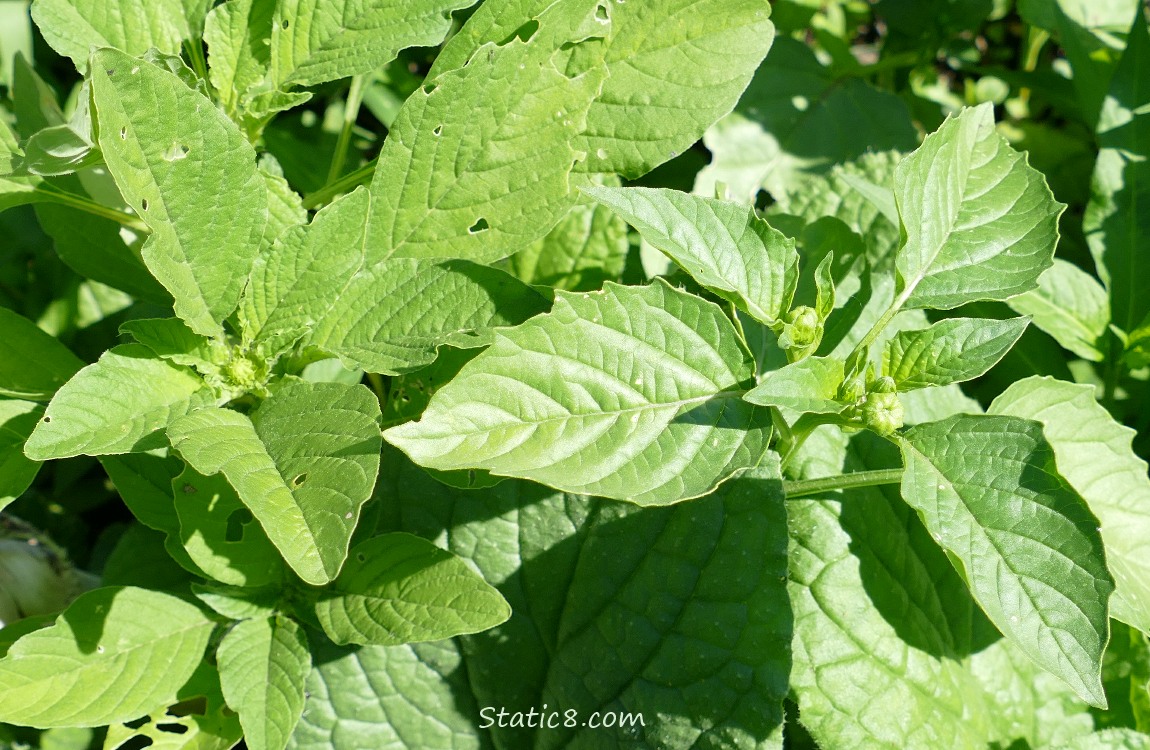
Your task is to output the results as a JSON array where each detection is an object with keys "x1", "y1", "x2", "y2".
[
  {"x1": 861, "y1": 391, "x2": 904, "y2": 436},
  {"x1": 867, "y1": 375, "x2": 897, "y2": 394},
  {"x1": 779, "y1": 305, "x2": 823, "y2": 361}
]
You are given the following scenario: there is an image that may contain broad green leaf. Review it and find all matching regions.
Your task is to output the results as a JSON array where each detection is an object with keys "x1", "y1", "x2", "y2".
[
  {"x1": 31, "y1": 0, "x2": 193, "y2": 70},
  {"x1": 893, "y1": 103, "x2": 1064, "y2": 310},
  {"x1": 103, "y1": 660, "x2": 243, "y2": 750},
  {"x1": 362, "y1": 27, "x2": 607, "y2": 263},
  {"x1": 24, "y1": 344, "x2": 213, "y2": 461},
  {"x1": 1053, "y1": 729, "x2": 1150, "y2": 749},
  {"x1": 269, "y1": 0, "x2": 478, "y2": 88},
  {"x1": 0, "y1": 399, "x2": 43, "y2": 511},
  {"x1": 192, "y1": 583, "x2": 278, "y2": 621},
  {"x1": 584, "y1": 186, "x2": 799, "y2": 325},
  {"x1": 101, "y1": 524, "x2": 195, "y2": 593},
  {"x1": 287, "y1": 640, "x2": 484, "y2": 750},
  {"x1": 788, "y1": 426, "x2": 1093, "y2": 749},
  {"x1": 121, "y1": 317, "x2": 220, "y2": 371},
  {"x1": 173, "y1": 465, "x2": 284, "y2": 587},
  {"x1": 510, "y1": 181, "x2": 629, "y2": 291},
  {"x1": 1008, "y1": 259, "x2": 1110, "y2": 361},
  {"x1": 697, "y1": 38, "x2": 916, "y2": 203},
  {"x1": 990, "y1": 376, "x2": 1150, "y2": 636},
  {"x1": 385, "y1": 281, "x2": 771, "y2": 506},
  {"x1": 433, "y1": 0, "x2": 776, "y2": 179},
  {"x1": 91, "y1": 48, "x2": 269, "y2": 337},
  {"x1": 883, "y1": 317, "x2": 1029, "y2": 390},
  {"x1": 307, "y1": 259, "x2": 550, "y2": 375},
  {"x1": 0, "y1": 306, "x2": 82, "y2": 401},
  {"x1": 1084, "y1": 9, "x2": 1150, "y2": 335},
  {"x1": 0, "y1": 586, "x2": 214, "y2": 728},
  {"x1": 364, "y1": 449, "x2": 791, "y2": 748},
  {"x1": 218, "y1": 616, "x2": 310, "y2": 750},
  {"x1": 899, "y1": 414, "x2": 1113, "y2": 706},
  {"x1": 315, "y1": 533, "x2": 510, "y2": 646},
  {"x1": 204, "y1": 0, "x2": 276, "y2": 118},
  {"x1": 167, "y1": 380, "x2": 382, "y2": 584},
  {"x1": 745, "y1": 356, "x2": 845, "y2": 413}
]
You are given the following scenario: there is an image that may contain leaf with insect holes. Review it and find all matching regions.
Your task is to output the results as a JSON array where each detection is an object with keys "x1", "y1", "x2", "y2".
[
  {"x1": 386, "y1": 281, "x2": 771, "y2": 506},
  {"x1": 91, "y1": 48, "x2": 268, "y2": 338},
  {"x1": 893, "y1": 104, "x2": 1064, "y2": 310},
  {"x1": 167, "y1": 380, "x2": 382, "y2": 585}
]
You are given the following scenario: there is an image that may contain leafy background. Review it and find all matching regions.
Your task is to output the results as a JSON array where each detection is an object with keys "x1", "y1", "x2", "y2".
[{"x1": 1, "y1": 0, "x2": 1150, "y2": 749}]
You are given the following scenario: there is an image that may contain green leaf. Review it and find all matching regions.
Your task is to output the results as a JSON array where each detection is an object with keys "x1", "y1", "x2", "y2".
[
  {"x1": 1007, "y1": 259, "x2": 1110, "y2": 361},
  {"x1": 364, "y1": 450, "x2": 792, "y2": 748},
  {"x1": 287, "y1": 640, "x2": 483, "y2": 750},
  {"x1": 120, "y1": 317, "x2": 220, "y2": 370},
  {"x1": 697, "y1": 37, "x2": 916, "y2": 202},
  {"x1": 990, "y1": 376, "x2": 1150, "y2": 637},
  {"x1": 101, "y1": 524, "x2": 195, "y2": 593},
  {"x1": 167, "y1": 380, "x2": 382, "y2": 585},
  {"x1": 509, "y1": 181, "x2": 629, "y2": 291},
  {"x1": 306, "y1": 259, "x2": 550, "y2": 375},
  {"x1": 1084, "y1": 9, "x2": 1150, "y2": 335},
  {"x1": 788, "y1": 427, "x2": 1094, "y2": 748},
  {"x1": 883, "y1": 317, "x2": 1029, "y2": 390},
  {"x1": 0, "y1": 307, "x2": 82, "y2": 401},
  {"x1": 893, "y1": 103, "x2": 1064, "y2": 310},
  {"x1": 362, "y1": 26, "x2": 606, "y2": 263},
  {"x1": 745, "y1": 356, "x2": 846, "y2": 413},
  {"x1": 315, "y1": 532, "x2": 510, "y2": 646},
  {"x1": 30, "y1": 0, "x2": 194, "y2": 70},
  {"x1": 173, "y1": 465, "x2": 284, "y2": 588},
  {"x1": 0, "y1": 399, "x2": 43, "y2": 511},
  {"x1": 0, "y1": 586, "x2": 214, "y2": 728},
  {"x1": 269, "y1": 0, "x2": 478, "y2": 88},
  {"x1": 218, "y1": 616, "x2": 310, "y2": 750},
  {"x1": 91, "y1": 48, "x2": 269, "y2": 337},
  {"x1": 899, "y1": 414, "x2": 1113, "y2": 706},
  {"x1": 204, "y1": 0, "x2": 276, "y2": 118},
  {"x1": 192, "y1": 583, "x2": 278, "y2": 621},
  {"x1": 1052, "y1": 729, "x2": 1150, "y2": 750},
  {"x1": 24, "y1": 344, "x2": 213, "y2": 461},
  {"x1": 583, "y1": 185, "x2": 799, "y2": 325},
  {"x1": 385, "y1": 281, "x2": 771, "y2": 506}
]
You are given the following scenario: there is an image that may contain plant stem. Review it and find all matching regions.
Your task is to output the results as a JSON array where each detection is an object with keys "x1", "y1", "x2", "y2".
[
  {"x1": 303, "y1": 159, "x2": 376, "y2": 209},
  {"x1": 778, "y1": 412, "x2": 843, "y2": 472},
  {"x1": 34, "y1": 184, "x2": 148, "y2": 231},
  {"x1": 782, "y1": 468, "x2": 903, "y2": 499},
  {"x1": 327, "y1": 74, "x2": 368, "y2": 186},
  {"x1": 185, "y1": 39, "x2": 211, "y2": 91}
]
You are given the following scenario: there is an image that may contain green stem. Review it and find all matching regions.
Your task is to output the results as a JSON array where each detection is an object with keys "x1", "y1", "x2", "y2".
[
  {"x1": 303, "y1": 159, "x2": 376, "y2": 209},
  {"x1": 846, "y1": 286, "x2": 912, "y2": 366},
  {"x1": 782, "y1": 468, "x2": 903, "y2": 499},
  {"x1": 185, "y1": 39, "x2": 210, "y2": 90},
  {"x1": 34, "y1": 184, "x2": 147, "y2": 231},
  {"x1": 326, "y1": 75, "x2": 368, "y2": 186},
  {"x1": 779, "y1": 412, "x2": 842, "y2": 472}
]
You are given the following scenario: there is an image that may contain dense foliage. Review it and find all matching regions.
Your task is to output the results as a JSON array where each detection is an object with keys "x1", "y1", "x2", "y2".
[{"x1": 1, "y1": 0, "x2": 1149, "y2": 747}]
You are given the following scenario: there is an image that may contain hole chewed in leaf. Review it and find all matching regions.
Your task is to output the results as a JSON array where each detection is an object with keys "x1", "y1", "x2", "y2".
[
  {"x1": 433, "y1": 125, "x2": 443, "y2": 136},
  {"x1": 469, "y1": 218, "x2": 490, "y2": 233},
  {"x1": 281, "y1": 18, "x2": 289, "y2": 29},
  {"x1": 155, "y1": 723, "x2": 188, "y2": 735},
  {"x1": 292, "y1": 473, "x2": 308, "y2": 487},
  {"x1": 167, "y1": 696, "x2": 207, "y2": 717},
  {"x1": 356, "y1": 553, "x2": 366, "y2": 563},
  {"x1": 118, "y1": 736, "x2": 153, "y2": 750},
  {"x1": 225, "y1": 508, "x2": 253, "y2": 542},
  {"x1": 119, "y1": 127, "x2": 127, "y2": 140},
  {"x1": 596, "y1": 4, "x2": 609, "y2": 21},
  {"x1": 498, "y1": 19, "x2": 539, "y2": 45},
  {"x1": 141, "y1": 198, "x2": 149, "y2": 211},
  {"x1": 124, "y1": 716, "x2": 150, "y2": 730}
]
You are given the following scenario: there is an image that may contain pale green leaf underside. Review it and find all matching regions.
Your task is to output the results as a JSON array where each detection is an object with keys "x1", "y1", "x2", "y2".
[
  {"x1": 883, "y1": 316, "x2": 1029, "y2": 390},
  {"x1": 1007, "y1": 259, "x2": 1110, "y2": 361},
  {"x1": 315, "y1": 533, "x2": 511, "y2": 647},
  {"x1": 363, "y1": 32, "x2": 606, "y2": 263},
  {"x1": 0, "y1": 586, "x2": 213, "y2": 728},
  {"x1": 218, "y1": 616, "x2": 310, "y2": 750},
  {"x1": 270, "y1": 0, "x2": 477, "y2": 88},
  {"x1": 0, "y1": 399, "x2": 44, "y2": 512},
  {"x1": 894, "y1": 103, "x2": 1064, "y2": 310},
  {"x1": 745, "y1": 356, "x2": 845, "y2": 413},
  {"x1": 32, "y1": 0, "x2": 191, "y2": 69},
  {"x1": 24, "y1": 344, "x2": 212, "y2": 461},
  {"x1": 168, "y1": 380, "x2": 381, "y2": 584},
  {"x1": 91, "y1": 48, "x2": 268, "y2": 337},
  {"x1": 584, "y1": 185, "x2": 798, "y2": 325},
  {"x1": 0, "y1": 306, "x2": 83, "y2": 401},
  {"x1": 900, "y1": 414, "x2": 1112, "y2": 707},
  {"x1": 385, "y1": 281, "x2": 771, "y2": 506},
  {"x1": 991, "y1": 376, "x2": 1150, "y2": 636}
]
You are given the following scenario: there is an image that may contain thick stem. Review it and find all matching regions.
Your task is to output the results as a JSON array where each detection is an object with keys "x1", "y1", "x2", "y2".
[
  {"x1": 782, "y1": 468, "x2": 903, "y2": 499},
  {"x1": 34, "y1": 185, "x2": 148, "y2": 231}
]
